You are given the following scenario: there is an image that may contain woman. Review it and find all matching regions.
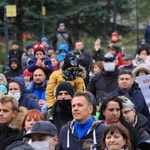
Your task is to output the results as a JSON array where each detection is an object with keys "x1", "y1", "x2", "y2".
[
  {"x1": 99, "y1": 96, "x2": 138, "y2": 150},
  {"x1": 8, "y1": 76, "x2": 41, "y2": 111},
  {"x1": 101, "y1": 124, "x2": 132, "y2": 150},
  {"x1": 20, "y1": 109, "x2": 45, "y2": 132}
]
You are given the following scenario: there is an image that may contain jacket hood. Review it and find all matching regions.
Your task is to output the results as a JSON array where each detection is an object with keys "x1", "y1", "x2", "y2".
[
  {"x1": 0, "y1": 73, "x2": 7, "y2": 86},
  {"x1": 9, "y1": 58, "x2": 20, "y2": 67},
  {"x1": 9, "y1": 76, "x2": 26, "y2": 93},
  {"x1": 132, "y1": 64, "x2": 150, "y2": 79},
  {"x1": 59, "y1": 44, "x2": 69, "y2": 53},
  {"x1": 9, "y1": 106, "x2": 27, "y2": 130},
  {"x1": 78, "y1": 65, "x2": 86, "y2": 79}
]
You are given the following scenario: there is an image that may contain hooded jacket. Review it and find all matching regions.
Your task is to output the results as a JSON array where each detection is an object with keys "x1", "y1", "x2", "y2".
[
  {"x1": 4, "y1": 58, "x2": 23, "y2": 82},
  {"x1": 57, "y1": 44, "x2": 70, "y2": 62},
  {"x1": 46, "y1": 65, "x2": 86, "y2": 108},
  {"x1": 9, "y1": 77, "x2": 41, "y2": 111},
  {"x1": 58, "y1": 117, "x2": 107, "y2": 150},
  {"x1": 134, "y1": 113, "x2": 150, "y2": 141},
  {"x1": 0, "y1": 107, "x2": 27, "y2": 148}
]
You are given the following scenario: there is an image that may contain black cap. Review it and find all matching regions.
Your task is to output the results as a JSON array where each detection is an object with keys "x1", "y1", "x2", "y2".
[
  {"x1": 138, "y1": 140, "x2": 150, "y2": 149},
  {"x1": 103, "y1": 52, "x2": 115, "y2": 62},
  {"x1": 24, "y1": 121, "x2": 57, "y2": 138}
]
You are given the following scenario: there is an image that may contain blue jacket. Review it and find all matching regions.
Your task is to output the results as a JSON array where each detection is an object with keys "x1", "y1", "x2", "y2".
[
  {"x1": 58, "y1": 44, "x2": 70, "y2": 62},
  {"x1": 58, "y1": 117, "x2": 107, "y2": 150},
  {"x1": 107, "y1": 82, "x2": 150, "y2": 127},
  {"x1": 26, "y1": 80, "x2": 48, "y2": 101},
  {"x1": 27, "y1": 57, "x2": 52, "y2": 77},
  {"x1": 10, "y1": 77, "x2": 41, "y2": 111}
]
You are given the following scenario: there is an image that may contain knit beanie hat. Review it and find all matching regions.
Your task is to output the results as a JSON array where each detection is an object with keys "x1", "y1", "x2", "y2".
[
  {"x1": 56, "y1": 82, "x2": 74, "y2": 97},
  {"x1": 26, "y1": 44, "x2": 33, "y2": 51},
  {"x1": 23, "y1": 69, "x2": 33, "y2": 77},
  {"x1": 59, "y1": 23, "x2": 65, "y2": 27},
  {"x1": 62, "y1": 54, "x2": 79, "y2": 70},
  {"x1": 33, "y1": 42, "x2": 45, "y2": 55},
  {"x1": 41, "y1": 37, "x2": 48, "y2": 43},
  {"x1": 118, "y1": 96, "x2": 135, "y2": 109}
]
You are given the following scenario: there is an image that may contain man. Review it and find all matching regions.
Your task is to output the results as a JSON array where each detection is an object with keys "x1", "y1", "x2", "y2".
[
  {"x1": 119, "y1": 54, "x2": 137, "y2": 71},
  {"x1": 21, "y1": 44, "x2": 34, "y2": 70},
  {"x1": 119, "y1": 96, "x2": 150, "y2": 141},
  {"x1": 75, "y1": 41, "x2": 91, "y2": 86},
  {"x1": 4, "y1": 58, "x2": 23, "y2": 82},
  {"x1": 108, "y1": 70, "x2": 150, "y2": 127},
  {"x1": 41, "y1": 37, "x2": 49, "y2": 52},
  {"x1": 9, "y1": 41, "x2": 24, "y2": 69},
  {"x1": 58, "y1": 91, "x2": 106, "y2": 150},
  {"x1": 0, "y1": 95, "x2": 27, "y2": 146},
  {"x1": 52, "y1": 23, "x2": 73, "y2": 51},
  {"x1": 87, "y1": 52, "x2": 119, "y2": 105},
  {"x1": 44, "y1": 81, "x2": 74, "y2": 134},
  {"x1": 26, "y1": 68, "x2": 48, "y2": 109},
  {"x1": 25, "y1": 120, "x2": 58, "y2": 150}
]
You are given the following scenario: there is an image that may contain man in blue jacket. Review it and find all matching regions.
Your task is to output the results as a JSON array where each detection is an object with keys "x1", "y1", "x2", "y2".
[
  {"x1": 108, "y1": 70, "x2": 150, "y2": 127},
  {"x1": 58, "y1": 91, "x2": 107, "y2": 150}
]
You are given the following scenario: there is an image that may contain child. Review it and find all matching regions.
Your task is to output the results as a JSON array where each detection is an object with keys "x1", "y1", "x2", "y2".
[
  {"x1": 27, "y1": 42, "x2": 52, "y2": 78},
  {"x1": 50, "y1": 54, "x2": 59, "y2": 72},
  {"x1": 23, "y1": 69, "x2": 33, "y2": 87}
]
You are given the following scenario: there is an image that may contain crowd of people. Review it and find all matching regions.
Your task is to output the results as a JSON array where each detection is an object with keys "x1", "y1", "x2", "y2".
[{"x1": 0, "y1": 22, "x2": 150, "y2": 149}]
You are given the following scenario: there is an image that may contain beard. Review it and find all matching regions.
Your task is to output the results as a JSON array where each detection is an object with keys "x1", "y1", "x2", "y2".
[{"x1": 35, "y1": 81, "x2": 44, "y2": 86}]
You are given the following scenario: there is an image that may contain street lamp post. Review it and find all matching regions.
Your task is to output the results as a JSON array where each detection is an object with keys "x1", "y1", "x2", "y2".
[
  {"x1": 3, "y1": 0, "x2": 9, "y2": 73},
  {"x1": 41, "y1": 0, "x2": 45, "y2": 36},
  {"x1": 136, "y1": 0, "x2": 139, "y2": 49},
  {"x1": 113, "y1": 0, "x2": 117, "y2": 31}
]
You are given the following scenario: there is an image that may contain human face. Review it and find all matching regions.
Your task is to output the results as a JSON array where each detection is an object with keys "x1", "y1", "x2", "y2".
[
  {"x1": 122, "y1": 109, "x2": 135, "y2": 125},
  {"x1": 10, "y1": 61, "x2": 18, "y2": 70},
  {"x1": 118, "y1": 74, "x2": 134, "y2": 91},
  {"x1": 35, "y1": 51, "x2": 44, "y2": 59},
  {"x1": 8, "y1": 82, "x2": 20, "y2": 93},
  {"x1": 57, "y1": 91, "x2": 72, "y2": 100},
  {"x1": 103, "y1": 101, "x2": 121, "y2": 125},
  {"x1": 123, "y1": 59, "x2": 133, "y2": 67},
  {"x1": 51, "y1": 58, "x2": 58, "y2": 67},
  {"x1": 75, "y1": 42, "x2": 84, "y2": 51},
  {"x1": 59, "y1": 25, "x2": 65, "y2": 31},
  {"x1": 24, "y1": 116, "x2": 40, "y2": 131},
  {"x1": 24, "y1": 75, "x2": 31, "y2": 83},
  {"x1": 139, "y1": 50, "x2": 147, "y2": 56},
  {"x1": 41, "y1": 41, "x2": 47, "y2": 48},
  {"x1": 33, "y1": 69, "x2": 46, "y2": 86},
  {"x1": 71, "y1": 96, "x2": 93, "y2": 123},
  {"x1": 31, "y1": 134, "x2": 57, "y2": 149},
  {"x1": 138, "y1": 71, "x2": 147, "y2": 76},
  {"x1": 0, "y1": 102, "x2": 17, "y2": 125},
  {"x1": 12, "y1": 44, "x2": 19, "y2": 50},
  {"x1": 105, "y1": 131, "x2": 126, "y2": 150},
  {"x1": 93, "y1": 64, "x2": 101, "y2": 74}
]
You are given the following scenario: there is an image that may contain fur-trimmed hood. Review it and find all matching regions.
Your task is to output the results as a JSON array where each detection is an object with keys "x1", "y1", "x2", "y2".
[
  {"x1": 78, "y1": 65, "x2": 86, "y2": 79},
  {"x1": 132, "y1": 64, "x2": 150, "y2": 79},
  {"x1": 9, "y1": 106, "x2": 27, "y2": 130}
]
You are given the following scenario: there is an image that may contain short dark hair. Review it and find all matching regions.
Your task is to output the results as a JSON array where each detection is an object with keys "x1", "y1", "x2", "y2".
[
  {"x1": 101, "y1": 124, "x2": 131, "y2": 150},
  {"x1": 118, "y1": 70, "x2": 133, "y2": 78},
  {"x1": 99, "y1": 96, "x2": 123, "y2": 120}
]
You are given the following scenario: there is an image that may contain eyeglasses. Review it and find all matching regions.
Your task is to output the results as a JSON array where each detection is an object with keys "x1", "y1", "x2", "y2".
[{"x1": 122, "y1": 109, "x2": 133, "y2": 115}]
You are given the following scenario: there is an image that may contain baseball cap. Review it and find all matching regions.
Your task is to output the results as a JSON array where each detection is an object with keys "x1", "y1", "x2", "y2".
[
  {"x1": 24, "y1": 121, "x2": 57, "y2": 138},
  {"x1": 123, "y1": 54, "x2": 133, "y2": 60}
]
